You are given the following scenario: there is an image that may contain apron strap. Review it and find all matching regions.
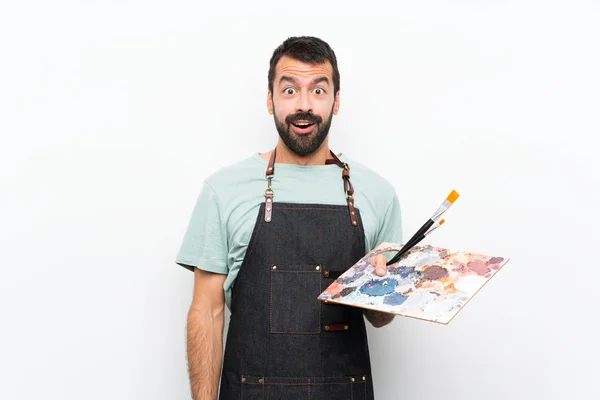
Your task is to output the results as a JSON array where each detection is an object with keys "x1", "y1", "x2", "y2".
[
  {"x1": 264, "y1": 149, "x2": 276, "y2": 223},
  {"x1": 264, "y1": 148, "x2": 358, "y2": 227},
  {"x1": 325, "y1": 151, "x2": 358, "y2": 226}
]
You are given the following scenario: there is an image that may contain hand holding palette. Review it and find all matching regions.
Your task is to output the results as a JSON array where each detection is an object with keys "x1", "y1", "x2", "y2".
[{"x1": 317, "y1": 242, "x2": 509, "y2": 324}]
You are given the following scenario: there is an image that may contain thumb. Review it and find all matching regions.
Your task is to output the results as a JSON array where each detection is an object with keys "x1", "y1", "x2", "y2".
[{"x1": 370, "y1": 254, "x2": 387, "y2": 277}]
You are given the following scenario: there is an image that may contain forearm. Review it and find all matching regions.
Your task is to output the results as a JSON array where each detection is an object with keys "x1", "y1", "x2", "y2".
[
  {"x1": 187, "y1": 307, "x2": 224, "y2": 400},
  {"x1": 363, "y1": 310, "x2": 395, "y2": 328}
]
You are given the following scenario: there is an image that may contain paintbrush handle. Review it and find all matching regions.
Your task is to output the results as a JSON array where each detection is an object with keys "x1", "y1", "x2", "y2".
[
  {"x1": 386, "y1": 234, "x2": 426, "y2": 265},
  {"x1": 406, "y1": 219, "x2": 434, "y2": 247},
  {"x1": 387, "y1": 219, "x2": 434, "y2": 265}
]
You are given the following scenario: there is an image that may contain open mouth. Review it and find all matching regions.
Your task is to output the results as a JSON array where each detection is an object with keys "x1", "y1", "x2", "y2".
[{"x1": 291, "y1": 122, "x2": 315, "y2": 129}]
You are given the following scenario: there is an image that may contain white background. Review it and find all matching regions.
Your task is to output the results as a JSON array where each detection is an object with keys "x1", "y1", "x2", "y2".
[{"x1": 1, "y1": 1, "x2": 599, "y2": 399}]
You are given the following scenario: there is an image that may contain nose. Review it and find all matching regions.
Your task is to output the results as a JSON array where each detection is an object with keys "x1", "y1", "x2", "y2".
[{"x1": 295, "y1": 91, "x2": 312, "y2": 113}]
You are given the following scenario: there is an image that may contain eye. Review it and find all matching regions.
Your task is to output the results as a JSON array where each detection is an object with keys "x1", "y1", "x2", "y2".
[
  {"x1": 314, "y1": 88, "x2": 325, "y2": 95},
  {"x1": 284, "y1": 87, "x2": 296, "y2": 95}
]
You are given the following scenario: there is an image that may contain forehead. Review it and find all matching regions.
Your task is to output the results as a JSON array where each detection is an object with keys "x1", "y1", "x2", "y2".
[{"x1": 274, "y1": 56, "x2": 333, "y2": 85}]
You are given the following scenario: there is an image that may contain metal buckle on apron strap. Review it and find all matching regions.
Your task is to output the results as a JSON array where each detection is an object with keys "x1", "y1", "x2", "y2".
[
  {"x1": 264, "y1": 149, "x2": 276, "y2": 223},
  {"x1": 264, "y1": 177, "x2": 274, "y2": 223}
]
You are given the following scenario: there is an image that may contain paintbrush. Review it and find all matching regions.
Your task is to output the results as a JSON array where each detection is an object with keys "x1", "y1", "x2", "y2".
[
  {"x1": 386, "y1": 190, "x2": 459, "y2": 266},
  {"x1": 386, "y1": 219, "x2": 446, "y2": 265}
]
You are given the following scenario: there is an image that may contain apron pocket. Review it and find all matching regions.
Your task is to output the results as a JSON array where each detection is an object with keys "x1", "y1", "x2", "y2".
[
  {"x1": 270, "y1": 264, "x2": 322, "y2": 334},
  {"x1": 241, "y1": 375, "x2": 368, "y2": 400}
]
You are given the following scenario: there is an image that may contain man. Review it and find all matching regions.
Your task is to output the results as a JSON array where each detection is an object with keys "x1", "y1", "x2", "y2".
[{"x1": 176, "y1": 36, "x2": 402, "y2": 400}]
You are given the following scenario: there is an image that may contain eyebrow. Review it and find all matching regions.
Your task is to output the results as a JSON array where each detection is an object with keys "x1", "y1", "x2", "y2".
[{"x1": 279, "y1": 76, "x2": 330, "y2": 86}]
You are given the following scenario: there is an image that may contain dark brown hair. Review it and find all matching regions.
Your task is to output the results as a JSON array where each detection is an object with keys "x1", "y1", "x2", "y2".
[{"x1": 268, "y1": 36, "x2": 340, "y2": 95}]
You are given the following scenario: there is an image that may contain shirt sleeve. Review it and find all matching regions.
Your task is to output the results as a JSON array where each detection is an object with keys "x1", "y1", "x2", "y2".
[
  {"x1": 374, "y1": 192, "x2": 403, "y2": 249},
  {"x1": 175, "y1": 181, "x2": 228, "y2": 274}
]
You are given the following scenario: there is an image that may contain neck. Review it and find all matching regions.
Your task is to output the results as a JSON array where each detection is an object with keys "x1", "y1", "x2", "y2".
[{"x1": 272, "y1": 138, "x2": 331, "y2": 165}]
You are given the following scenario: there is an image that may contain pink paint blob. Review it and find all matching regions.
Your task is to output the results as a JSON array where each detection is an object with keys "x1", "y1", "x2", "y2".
[{"x1": 467, "y1": 260, "x2": 490, "y2": 276}]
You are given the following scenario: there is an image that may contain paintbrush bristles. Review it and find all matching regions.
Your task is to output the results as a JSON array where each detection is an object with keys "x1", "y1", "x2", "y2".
[
  {"x1": 447, "y1": 190, "x2": 460, "y2": 204},
  {"x1": 433, "y1": 191, "x2": 459, "y2": 221},
  {"x1": 425, "y1": 219, "x2": 445, "y2": 236}
]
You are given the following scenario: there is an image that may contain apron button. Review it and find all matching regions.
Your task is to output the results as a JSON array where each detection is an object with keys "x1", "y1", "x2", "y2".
[
  {"x1": 258, "y1": 378, "x2": 264, "y2": 383},
  {"x1": 344, "y1": 325, "x2": 349, "y2": 330},
  {"x1": 272, "y1": 265, "x2": 277, "y2": 270},
  {"x1": 324, "y1": 325, "x2": 330, "y2": 331},
  {"x1": 315, "y1": 265, "x2": 321, "y2": 271},
  {"x1": 241, "y1": 377, "x2": 246, "y2": 383},
  {"x1": 362, "y1": 376, "x2": 366, "y2": 381},
  {"x1": 351, "y1": 377, "x2": 355, "y2": 382}
]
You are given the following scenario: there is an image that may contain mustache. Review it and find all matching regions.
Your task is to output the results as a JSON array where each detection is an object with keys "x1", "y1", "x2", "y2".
[{"x1": 285, "y1": 112, "x2": 322, "y2": 125}]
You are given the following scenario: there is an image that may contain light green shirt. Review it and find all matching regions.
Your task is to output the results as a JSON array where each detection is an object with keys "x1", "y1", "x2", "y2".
[{"x1": 176, "y1": 153, "x2": 403, "y2": 309}]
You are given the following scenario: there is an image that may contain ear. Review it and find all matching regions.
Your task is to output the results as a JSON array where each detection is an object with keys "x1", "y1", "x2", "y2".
[
  {"x1": 333, "y1": 90, "x2": 341, "y2": 115},
  {"x1": 267, "y1": 90, "x2": 274, "y2": 115}
]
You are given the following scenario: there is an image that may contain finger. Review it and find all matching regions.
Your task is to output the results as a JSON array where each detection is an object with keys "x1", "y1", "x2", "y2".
[{"x1": 374, "y1": 255, "x2": 387, "y2": 277}]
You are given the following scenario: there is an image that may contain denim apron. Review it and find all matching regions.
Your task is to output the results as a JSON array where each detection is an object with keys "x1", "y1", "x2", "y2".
[{"x1": 219, "y1": 149, "x2": 375, "y2": 399}]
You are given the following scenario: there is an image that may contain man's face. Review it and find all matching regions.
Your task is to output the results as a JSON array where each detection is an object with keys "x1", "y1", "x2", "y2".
[{"x1": 268, "y1": 56, "x2": 340, "y2": 156}]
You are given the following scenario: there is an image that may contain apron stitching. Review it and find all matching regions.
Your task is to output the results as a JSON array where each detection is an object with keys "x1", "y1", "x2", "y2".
[
  {"x1": 269, "y1": 267, "x2": 273, "y2": 334},
  {"x1": 357, "y1": 212, "x2": 365, "y2": 245},
  {"x1": 319, "y1": 273, "x2": 322, "y2": 332},
  {"x1": 308, "y1": 378, "x2": 311, "y2": 400},
  {"x1": 230, "y1": 206, "x2": 264, "y2": 312},
  {"x1": 246, "y1": 382, "x2": 354, "y2": 386},
  {"x1": 276, "y1": 207, "x2": 348, "y2": 211},
  {"x1": 244, "y1": 208, "x2": 264, "y2": 261},
  {"x1": 272, "y1": 271, "x2": 322, "y2": 273}
]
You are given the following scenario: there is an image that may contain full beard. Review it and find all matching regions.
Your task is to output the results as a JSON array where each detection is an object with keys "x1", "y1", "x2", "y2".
[{"x1": 273, "y1": 105, "x2": 334, "y2": 157}]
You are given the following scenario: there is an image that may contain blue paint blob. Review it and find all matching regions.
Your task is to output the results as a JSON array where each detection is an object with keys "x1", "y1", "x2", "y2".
[
  {"x1": 383, "y1": 292, "x2": 408, "y2": 306},
  {"x1": 399, "y1": 267, "x2": 416, "y2": 279},
  {"x1": 338, "y1": 272, "x2": 364, "y2": 284},
  {"x1": 360, "y1": 278, "x2": 398, "y2": 296}
]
